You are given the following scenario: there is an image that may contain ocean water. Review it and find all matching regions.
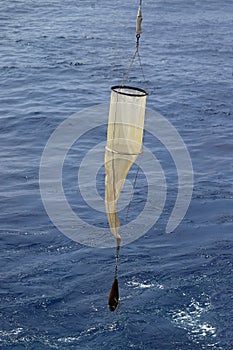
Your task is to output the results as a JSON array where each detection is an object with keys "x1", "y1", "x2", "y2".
[{"x1": 0, "y1": 0, "x2": 233, "y2": 349}]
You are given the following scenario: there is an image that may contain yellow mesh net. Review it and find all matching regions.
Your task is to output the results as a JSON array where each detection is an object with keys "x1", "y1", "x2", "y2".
[{"x1": 104, "y1": 86, "x2": 147, "y2": 242}]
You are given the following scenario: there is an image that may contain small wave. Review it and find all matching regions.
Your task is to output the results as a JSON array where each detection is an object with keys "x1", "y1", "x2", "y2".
[
  {"x1": 127, "y1": 279, "x2": 164, "y2": 290},
  {"x1": 0, "y1": 327, "x2": 23, "y2": 337},
  {"x1": 57, "y1": 336, "x2": 81, "y2": 344}
]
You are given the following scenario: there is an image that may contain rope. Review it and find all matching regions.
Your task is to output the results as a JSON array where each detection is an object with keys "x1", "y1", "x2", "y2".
[
  {"x1": 114, "y1": 240, "x2": 120, "y2": 279},
  {"x1": 121, "y1": 38, "x2": 146, "y2": 86},
  {"x1": 121, "y1": 46, "x2": 138, "y2": 86},
  {"x1": 137, "y1": 49, "x2": 146, "y2": 83},
  {"x1": 121, "y1": 0, "x2": 145, "y2": 86}
]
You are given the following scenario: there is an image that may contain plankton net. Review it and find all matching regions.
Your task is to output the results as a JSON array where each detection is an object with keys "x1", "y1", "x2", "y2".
[
  {"x1": 105, "y1": 1, "x2": 148, "y2": 311},
  {"x1": 105, "y1": 86, "x2": 148, "y2": 244}
]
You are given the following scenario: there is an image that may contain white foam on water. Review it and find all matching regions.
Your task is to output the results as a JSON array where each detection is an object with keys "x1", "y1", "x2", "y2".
[
  {"x1": 127, "y1": 279, "x2": 164, "y2": 290},
  {"x1": 170, "y1": 296, "x2": 221, "y2": 348}
]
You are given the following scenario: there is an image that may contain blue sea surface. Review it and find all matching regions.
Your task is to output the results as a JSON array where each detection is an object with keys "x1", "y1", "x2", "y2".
[{"x1": 0, "y1": 0, "x2": 233, "y2": 349}]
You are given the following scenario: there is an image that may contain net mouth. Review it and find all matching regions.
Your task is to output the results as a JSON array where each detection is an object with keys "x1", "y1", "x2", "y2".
[{"x1": 111, "y1": 85, "x2": 148, "y2": 97}]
